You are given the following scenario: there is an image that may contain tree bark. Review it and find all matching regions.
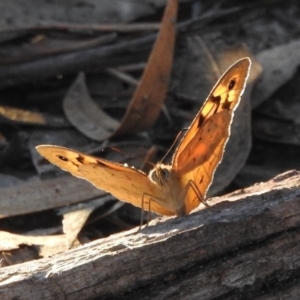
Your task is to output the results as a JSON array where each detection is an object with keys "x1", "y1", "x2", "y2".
[{"x1": 1, "y1": 170, "x2": 300, "y2": 300}]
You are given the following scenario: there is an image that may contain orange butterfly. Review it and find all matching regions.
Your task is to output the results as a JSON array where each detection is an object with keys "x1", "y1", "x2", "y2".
[{"x1": 36, "y1": 58, "x2": 251, "y2": 216}]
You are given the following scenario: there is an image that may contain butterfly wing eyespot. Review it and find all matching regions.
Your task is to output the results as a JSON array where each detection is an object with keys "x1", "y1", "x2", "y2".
[
  {"x1": 57, "y1": 155, "x2": 68, "y2": 162},
  {"x1": 228, "y1": 79, "x2": 236, "y2": 90},
  {"x1": 172, "y1": 57, "x2": 251, "y2": 213}
]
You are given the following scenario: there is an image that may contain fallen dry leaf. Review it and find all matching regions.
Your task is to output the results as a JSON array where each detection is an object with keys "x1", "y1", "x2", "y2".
[
  {"x1": 62, "y1": 0, "x2": 178, "y2": 140},
  {"x1": 252, "y1": 39, "x2": 300, "y2": 108}
]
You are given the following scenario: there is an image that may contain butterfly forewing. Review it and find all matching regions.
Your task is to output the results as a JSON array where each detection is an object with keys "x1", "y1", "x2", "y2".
[
  {"x1": 36, "y1": 145, "x2": 174, "y2": 215},
  {"x1": 172, "y1": 58, "x2": 251, "y2": 210}
]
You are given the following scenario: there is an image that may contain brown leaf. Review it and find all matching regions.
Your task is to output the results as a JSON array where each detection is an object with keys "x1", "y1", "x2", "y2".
[
  {"x1": 62, "y1": 0, "x2": 178, "y2": 140},
  {"x1": 113, "y1": 0, "x2": 178, "y2": 136}
]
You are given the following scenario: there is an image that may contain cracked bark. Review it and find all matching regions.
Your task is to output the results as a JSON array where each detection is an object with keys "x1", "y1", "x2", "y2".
[{"x1": 1, "y1": 170, "x2": 300, "y2": 300}]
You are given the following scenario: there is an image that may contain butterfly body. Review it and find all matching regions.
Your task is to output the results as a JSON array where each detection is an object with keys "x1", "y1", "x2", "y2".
[
  {"x1": 36, "y1": 57, "x2": 251, "y2": 217},
  {"x1": 148, "y1": 164, "x2": 187, "y2": 216}
]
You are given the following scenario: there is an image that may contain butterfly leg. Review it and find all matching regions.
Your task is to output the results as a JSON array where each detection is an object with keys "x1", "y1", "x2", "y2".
[
  {"x1": 180, "y1": 180, "x2": 210, "y2": 212},
  {"x1": 136, "y1": 192, "x2": 153, "y2": 232},
  {"x1": 189, "y1": 180, "x2": 209, "y2": 207},
  {"x1": 139, "y1": 192, "x2": 170, "y2": 229}
]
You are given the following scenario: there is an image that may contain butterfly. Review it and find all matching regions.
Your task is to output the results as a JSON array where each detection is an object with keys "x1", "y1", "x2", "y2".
[{"x1": 36, "y1": 57, "x2": 251, "y2": 217}]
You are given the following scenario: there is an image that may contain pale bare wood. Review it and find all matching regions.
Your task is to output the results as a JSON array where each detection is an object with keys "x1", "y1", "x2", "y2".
[{"x1": 1, "y1": 170, "x2": 300, "y2": 300}]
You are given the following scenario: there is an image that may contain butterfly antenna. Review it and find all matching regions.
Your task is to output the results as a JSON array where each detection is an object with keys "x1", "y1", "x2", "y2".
[
  {"x1": 103, "y1": 147, "x2": 156, "y2": 168},
  {"x1": 160, "y1": 129, "x2": 188, "y2": 164}
]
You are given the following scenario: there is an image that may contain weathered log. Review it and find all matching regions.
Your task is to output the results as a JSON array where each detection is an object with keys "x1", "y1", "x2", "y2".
[{"x1": 1, "y1": 170, "x2": 300, "y2": 300}]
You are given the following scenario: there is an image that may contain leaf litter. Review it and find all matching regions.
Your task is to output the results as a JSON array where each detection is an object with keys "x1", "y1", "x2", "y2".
[{"x1": 0, "y1": 0, "x2": 299, "y2": 266}]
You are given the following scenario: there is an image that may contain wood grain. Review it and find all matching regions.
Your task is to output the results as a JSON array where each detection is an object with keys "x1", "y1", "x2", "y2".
[{"x1": 1, "y1": 170, "x2": 300, "y2": 299}]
